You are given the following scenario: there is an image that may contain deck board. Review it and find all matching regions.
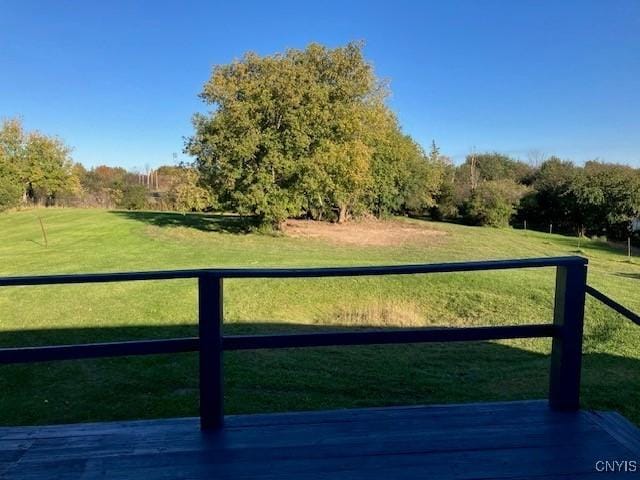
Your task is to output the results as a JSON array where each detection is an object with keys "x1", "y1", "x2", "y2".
[{"x1": 1, "y1": 401, "x2": 639, "y2": 479}]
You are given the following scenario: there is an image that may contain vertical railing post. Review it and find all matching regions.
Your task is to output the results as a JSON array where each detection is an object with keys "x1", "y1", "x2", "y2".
[
  {"x1": 198, "y1": 273, "x2": 224, "y2": 430},
  {"x1": 549, "y1": 259, "x2": 588, "y2": 410}
]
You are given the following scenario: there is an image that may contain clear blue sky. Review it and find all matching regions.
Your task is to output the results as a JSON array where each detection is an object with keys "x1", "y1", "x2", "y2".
[{"x1": 1, "y1": 0, "x2": 638, "y2": 169}]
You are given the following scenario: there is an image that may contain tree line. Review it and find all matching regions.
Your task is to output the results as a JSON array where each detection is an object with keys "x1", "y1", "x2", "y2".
[
  {"x1": 2, "y1": 42, "x2": 639, "y2": 243},
  {"x1": 433, "y1": 152, "x2": 640, "y2": 241},
  {"x1": 0, "y1": 118, "x2": 210, "y2": 213},
  {"x1": 185, "y1": 42, "x2": 640, "y2": 240}
]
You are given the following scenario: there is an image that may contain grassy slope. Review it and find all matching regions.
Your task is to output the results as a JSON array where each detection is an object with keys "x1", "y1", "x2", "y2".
[{"x1": 0, "y1": 208, "x2": 638, "y2": 425}]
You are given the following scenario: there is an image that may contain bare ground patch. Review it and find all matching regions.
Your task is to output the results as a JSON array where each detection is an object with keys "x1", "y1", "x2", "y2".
[
  {"x1": 283, "y1": 218, "x2": 447, "y2": 247},
  {"x1": 328, "y1": 300, "x2": 426, "y2": 328}
]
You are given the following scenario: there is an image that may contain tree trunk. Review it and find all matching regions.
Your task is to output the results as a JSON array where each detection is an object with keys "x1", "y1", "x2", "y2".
[{"x1": 338, "y1": 205, "x2": 347, "y2": 223}]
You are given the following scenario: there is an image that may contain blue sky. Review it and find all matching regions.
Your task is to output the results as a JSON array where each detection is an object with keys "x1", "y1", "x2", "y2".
[{"x1": 1, "y1": 0, "x2": 638, "y2": 169}]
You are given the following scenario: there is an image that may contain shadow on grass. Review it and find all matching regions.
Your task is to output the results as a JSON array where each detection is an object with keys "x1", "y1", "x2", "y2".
[
  {"x1": 1, "y1": 323, "x2": 638, "y2": 427},
  {"x1": 616, "y1": 272, "x2": 640, "y2": 280},
  {"x1": 413, "y1": 217, "x2": 636, "y2": 259},
  {"x1": 110, "y1": 210, "x2": 259, "y2": 234},
  {"x1": 531, "y1": 235, "x2": 621, "y2": 255},
  {"x1": 533, "y1": 234, "x2": 640, "y2": 258}
]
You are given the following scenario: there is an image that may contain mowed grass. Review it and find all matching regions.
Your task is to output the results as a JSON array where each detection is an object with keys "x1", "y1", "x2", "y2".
[{"x1": 0, "y1": 208, "x2": 638, "y2": 426}]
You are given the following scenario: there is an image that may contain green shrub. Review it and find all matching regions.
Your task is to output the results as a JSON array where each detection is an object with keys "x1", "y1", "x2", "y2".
[
  {"x1": 117, "y1": 185, "x2": 148, "y2": 210},
  {"x1": 462, "y1": 180, "x2": 528, "y2": 227}
]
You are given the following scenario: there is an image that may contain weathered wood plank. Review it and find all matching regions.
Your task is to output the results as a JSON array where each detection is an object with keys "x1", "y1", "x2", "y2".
[
  {"x1": 7, "y1": 420, "x2": 600, "y2": 468},
  {"x1": 2, "y1": 401, "x2": 639, "y2": 480},
  {"x1": 0, "y1": 400, "x2": 547, "y2": 438},
  {"x1": 31, "y1": 439, "x2": 624, "y2": 480}
]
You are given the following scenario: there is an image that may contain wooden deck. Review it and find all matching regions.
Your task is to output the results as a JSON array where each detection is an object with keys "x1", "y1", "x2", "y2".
[{"x1": 2, "y1": 401, "x2": 639, "y2": 479}]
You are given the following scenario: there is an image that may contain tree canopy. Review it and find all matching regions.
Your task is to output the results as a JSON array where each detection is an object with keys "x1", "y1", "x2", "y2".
[{"x1": 186, "y1": 42, "x2": 444, "y2": 225}]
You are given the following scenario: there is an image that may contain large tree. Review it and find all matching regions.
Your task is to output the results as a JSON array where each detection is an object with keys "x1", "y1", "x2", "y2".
[{"x1": 186, "y1": 42, "x2": 442, "y2": 226}]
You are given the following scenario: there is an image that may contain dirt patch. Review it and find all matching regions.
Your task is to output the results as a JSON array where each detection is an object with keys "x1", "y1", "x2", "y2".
[{"x1": 283, "y1": 218, "x2": 447, "y2": 247}]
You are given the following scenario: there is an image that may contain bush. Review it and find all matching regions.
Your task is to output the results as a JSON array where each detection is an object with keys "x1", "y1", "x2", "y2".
[
  {"x1": 117, "y1": 185, "x2": 148, "y2": 210},
  {"x1": 462, "y1": 180, "x2": 527, "y2": 227}
]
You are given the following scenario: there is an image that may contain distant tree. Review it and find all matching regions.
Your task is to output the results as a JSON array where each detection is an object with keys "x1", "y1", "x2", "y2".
[
  {"x1": 526, "y1": 149, "x2": 547, "y2": 168},
  {"x1": 71, "y1": 163, "x2": 87, "y2": 187},
  {"x1": 430, "y1": 161, "x2": 457, "y2": 220},
  {"x1": 570, "y1": 161, "x2": 640, "y2": 238},
  {"x1": 400, "y1": 139, "x2": 445, "y2": 214},
  {"x1": 0, "y1": 118, "x2": 26, "y2": 203},
  {"x1": 156, "y1": 165, "x2": 183, "y2": 192},
  {"x1": 428, "y1": 140, "x2": 440, "y2": 163},
  {"x1": 366, "y1": 131, "x2": 443, "y2": 217},
  {"x1": 23, "y1": 131, "x2": 78, "y2": 204},
  {"x1": 83, "y1": 165, "x2": 129, "y2": 191},
  {"x1": 81, "y1": 165, "x2": 134, "y2": 207},
  {"x1": 118, "y1": 184, "x2": 148, "y2": 210},
  {"x1": 462, "y1": 179, "x2": 528, "y2": 227},
  {"x1": 517, "y1": 157, "x2": 579, "y2": 233},
  {"x1": 451, "y1": 152, "x2": 531, "y2": 226},
  {"x1": 0, "y1": 118, "x2": 78, "y2": 206},
  {"x1": 458, "y1": 152, "x2": 532, "y2": 185},
  {"x1": 0, "y1": 120, "x2": 22, "y2": 211},
  {"x1": 0, "y1": 176, "x2": 21, "y2": 212}
]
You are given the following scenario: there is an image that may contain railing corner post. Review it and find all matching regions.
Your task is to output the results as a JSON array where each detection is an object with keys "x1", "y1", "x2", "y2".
[
  {"x1": 198, "y1": 272, "x2": 224, "y2": 430},
  {"x1": 549, "y1": 260, "x2": 587, "y2": 411}
]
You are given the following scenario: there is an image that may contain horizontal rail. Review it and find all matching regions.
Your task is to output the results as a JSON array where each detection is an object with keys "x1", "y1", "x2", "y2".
[
  {"x1": 0, "y1": 325, "x2": 556, "y2": 364},
  {"x1": 223, "y1": 325, "x2": 557, "y2": 350},
  {"x1": 0, "y1": 256, "x2": 587, "y2": 286},
  {"x1": 0, "y1": 270, "x2": 201, "y2": 286},
  {"x1": 586, "y1": 285, "x2": 640, "y2": 326},
  {"x1": 0, "y1": 337, "x2": 199, "y2": 364}
]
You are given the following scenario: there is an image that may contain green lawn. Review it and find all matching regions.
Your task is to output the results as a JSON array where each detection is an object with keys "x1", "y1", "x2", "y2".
[{"x1": 0, "y1": 208, "x2": 638, "y2": 426}]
